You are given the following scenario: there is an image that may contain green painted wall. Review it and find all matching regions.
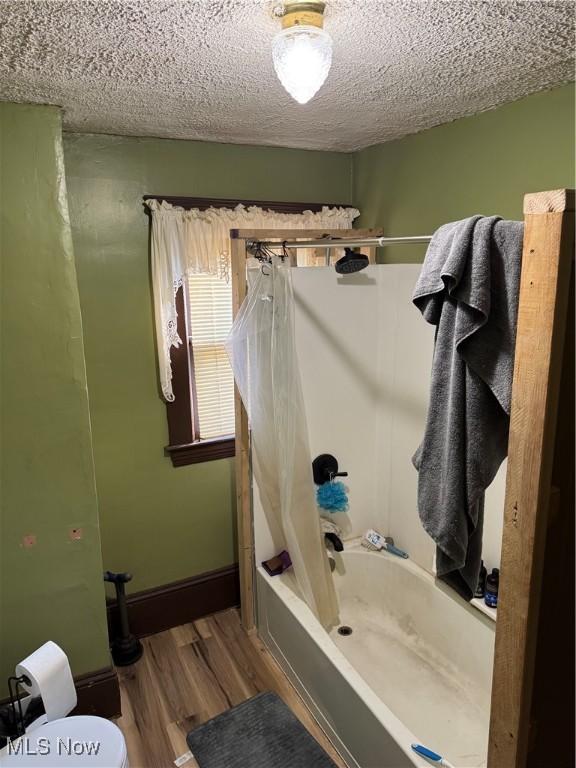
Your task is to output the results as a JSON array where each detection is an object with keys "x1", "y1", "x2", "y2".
[
  {"x1": 353, "y1": 84, "x2": 575, "y2": 263},
  {"x1": 63, "y1": 134, "x2": 353, "y2": 595},
  {"x1": 0, "y1": 104, "x2": 110, "y2": 688}
]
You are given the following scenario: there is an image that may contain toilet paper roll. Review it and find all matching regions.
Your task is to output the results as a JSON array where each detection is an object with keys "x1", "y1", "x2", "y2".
[{"x1": 16, "y1": 641, "x2": 77, "y2": 721}]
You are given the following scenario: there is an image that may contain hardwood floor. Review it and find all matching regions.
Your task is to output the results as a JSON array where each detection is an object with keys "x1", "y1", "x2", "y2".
[{"x1": 115, "y1": 608, "x2": 347, "y2": 768}]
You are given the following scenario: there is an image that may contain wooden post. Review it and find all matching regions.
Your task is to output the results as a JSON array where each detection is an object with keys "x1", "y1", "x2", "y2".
[
  {"x1": 230, "y1": 235, "x2": 255, "y2": 632},
  {"x1": 488, "y1": 190, "x2": 575, "y2": 767}
]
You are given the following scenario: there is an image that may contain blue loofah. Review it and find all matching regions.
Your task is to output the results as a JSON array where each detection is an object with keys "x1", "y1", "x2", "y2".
[{"x1": 316, "y1": 481, "x2": 349, "y2": 513}]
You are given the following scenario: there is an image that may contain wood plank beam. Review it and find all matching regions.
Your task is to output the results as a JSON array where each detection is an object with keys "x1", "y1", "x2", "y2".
[{"x1": 488, "y1": 189, "x2": 575, "y2": 767}]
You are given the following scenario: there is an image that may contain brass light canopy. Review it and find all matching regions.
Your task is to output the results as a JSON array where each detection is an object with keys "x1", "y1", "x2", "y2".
[{"x1": 281, "y1": 1, "x2": 326, "y2": 30}]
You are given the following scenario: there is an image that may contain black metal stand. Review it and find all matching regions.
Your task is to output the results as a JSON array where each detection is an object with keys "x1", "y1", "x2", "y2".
[{"x1": 104, "y1": 571, "x2": 143, "y2": 666}]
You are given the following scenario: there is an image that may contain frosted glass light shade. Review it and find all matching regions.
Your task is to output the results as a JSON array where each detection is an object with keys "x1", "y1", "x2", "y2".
[{"x1": 272, "y1": 25, "x2": 332, "y2": 104}]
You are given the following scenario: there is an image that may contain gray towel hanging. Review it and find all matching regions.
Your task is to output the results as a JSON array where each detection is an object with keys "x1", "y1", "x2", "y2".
[{"x1": 412, "y1": 215, "x2": 523, "y2": 599}]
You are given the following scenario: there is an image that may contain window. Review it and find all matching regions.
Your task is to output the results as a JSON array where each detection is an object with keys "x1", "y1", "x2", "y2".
[
  {"x1": 153, "y1": 195, "x2": 349, "y2": 467},
  {"x1": 163, "y1": 279, "x2": 236, "y2": 467},
  {"x1": 187, "y1": 273, "x2": 235, "y2": 440}
]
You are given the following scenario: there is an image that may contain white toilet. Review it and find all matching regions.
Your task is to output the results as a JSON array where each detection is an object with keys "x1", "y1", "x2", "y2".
[{"x1": 0, "y1": 716, "x2": 128, "y2": 767}]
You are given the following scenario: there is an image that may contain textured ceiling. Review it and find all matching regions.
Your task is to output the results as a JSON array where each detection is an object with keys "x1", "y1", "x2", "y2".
[{"x1": 0, "y1": 0, "x2": 573, "y2": 151}]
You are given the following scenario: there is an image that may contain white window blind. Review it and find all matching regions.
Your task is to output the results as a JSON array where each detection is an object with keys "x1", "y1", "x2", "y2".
[{"x1": 187, "y1": 274, "x2": 235, "y2": 440}]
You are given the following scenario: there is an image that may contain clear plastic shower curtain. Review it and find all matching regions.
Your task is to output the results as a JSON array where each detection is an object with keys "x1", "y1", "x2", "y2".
[{"x1": 226, "y1": 259, "x2": 339, "y2": 628}]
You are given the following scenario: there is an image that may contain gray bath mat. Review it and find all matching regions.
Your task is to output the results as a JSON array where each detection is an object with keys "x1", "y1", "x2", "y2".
[{"x1": 186, "y1": 691, "x2": 339, "y2": 768}]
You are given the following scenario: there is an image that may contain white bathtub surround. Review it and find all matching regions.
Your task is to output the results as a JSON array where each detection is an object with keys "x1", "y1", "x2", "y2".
[
  {"x1": 295, "y1": 265, "x2": 506, "y2": 574},
  {"x1": 228, "y1": 260, "x2": 338, "y2": 627},
  {"x1": 259, "y1": 543, "x2": 495, "y2": 768},
  {"x1": 287, "y1": 265, "x2": 506, "y2": 576}
]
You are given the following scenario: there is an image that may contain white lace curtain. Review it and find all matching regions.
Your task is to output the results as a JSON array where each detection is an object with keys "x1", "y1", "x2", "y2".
[{"x1": 146, "y1": 199, "x2": 359, "y2": 401}]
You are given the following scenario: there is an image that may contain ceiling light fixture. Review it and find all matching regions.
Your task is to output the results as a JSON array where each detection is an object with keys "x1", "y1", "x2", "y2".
[{"x1": 272, "y1": 1, "x2": 332, "y2": 105}]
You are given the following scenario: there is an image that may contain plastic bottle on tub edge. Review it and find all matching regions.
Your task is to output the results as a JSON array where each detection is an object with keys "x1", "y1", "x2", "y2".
[{"x1": 484, "y1": 567, "x2": 499, "y2": 608}]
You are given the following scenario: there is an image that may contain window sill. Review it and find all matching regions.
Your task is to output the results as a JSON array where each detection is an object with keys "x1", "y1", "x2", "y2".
[{"x1": 165, "y1": 436, "x2": 235, "y2": 467}]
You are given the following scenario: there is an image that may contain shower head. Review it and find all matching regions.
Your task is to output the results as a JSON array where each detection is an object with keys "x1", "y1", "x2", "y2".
[{"x1": 335, "y1": 248, "x2": 369, "y2": 274}]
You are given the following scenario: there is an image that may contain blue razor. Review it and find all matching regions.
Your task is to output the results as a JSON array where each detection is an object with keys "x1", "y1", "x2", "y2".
[
  {"x1": 384, "y1": 542, "x2": 409, "y2": 559},
  {"x1": 411, "y1": 743, "x2": 455, "y2": 768}
]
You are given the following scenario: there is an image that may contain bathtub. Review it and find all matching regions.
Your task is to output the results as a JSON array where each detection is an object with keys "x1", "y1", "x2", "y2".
[{"x1": 257, "y1": 539, "x2": 495, "y2": 768}]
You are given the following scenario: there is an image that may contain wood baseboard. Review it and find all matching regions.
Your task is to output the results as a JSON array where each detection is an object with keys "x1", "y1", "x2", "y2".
[
  {"x1": 73, "y1": 667, "x2": 121, "y2": 719},
  {"x1": 106, "y1": 564, "x2": 240, "y2": 639}
]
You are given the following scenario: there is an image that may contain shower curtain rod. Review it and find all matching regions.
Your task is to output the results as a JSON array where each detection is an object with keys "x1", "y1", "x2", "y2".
[{"x1": 246, "y1": 235, "x2": 432, "y2": 250}]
